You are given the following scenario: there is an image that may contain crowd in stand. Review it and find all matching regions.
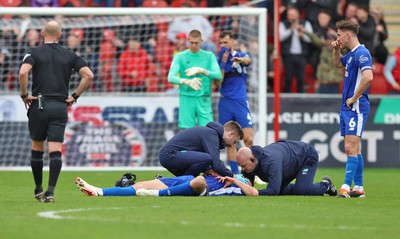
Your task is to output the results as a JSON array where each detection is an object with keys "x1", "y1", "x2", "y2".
[{"x1": 0, "y1": 0, "x2": 399, "y2": 94}]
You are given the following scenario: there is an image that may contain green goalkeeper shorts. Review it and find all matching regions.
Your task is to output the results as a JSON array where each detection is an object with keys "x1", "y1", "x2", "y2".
[{"x1": 178, "y1": 95, "x2": 213, "y2": 128}]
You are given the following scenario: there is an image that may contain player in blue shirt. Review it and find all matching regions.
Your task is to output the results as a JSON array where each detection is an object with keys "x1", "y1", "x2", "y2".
[
  {"x1": 75, "y1": 173, "x2": 257, "y2": 197},
  {"x1": 217, "y1": 30, "x2": 253, "y2": 174},
  {"x1": 332, "y1": 20, "x2": 373, "y2": 198},
  {"x1": 236, "y1": 140, "x2": 338, "y2": 196}
]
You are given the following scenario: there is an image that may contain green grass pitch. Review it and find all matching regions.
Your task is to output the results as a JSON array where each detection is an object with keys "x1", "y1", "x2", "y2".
[{"x1": 1, "y1": 168, "x2": 399, "y2": 239}]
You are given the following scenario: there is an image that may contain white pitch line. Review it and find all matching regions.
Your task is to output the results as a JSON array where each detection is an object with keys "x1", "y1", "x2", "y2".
[
  {"x1": 37, "y1": 207, "x2": 391, "y2": 231},
  {"x1": 37, "y1": 207, "x2": 121, "y2": 219}
]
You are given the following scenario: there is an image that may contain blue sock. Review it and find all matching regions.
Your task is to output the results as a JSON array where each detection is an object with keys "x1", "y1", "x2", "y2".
[
  {"x1": 103, "y1": 186, "x2": 136, "y2": 196},
  {"x1": 159, "y1": 182, "x2": 195, "y2": 196},
  {"x1": 344, "y1": 156, "x2": 358, "y2": 186},
  {"x1": 229, "y1": 160, "x2": 239, "y2": 174},
  {"x1": 354, "y1": 154, "x2": 364, "y2": 186}
]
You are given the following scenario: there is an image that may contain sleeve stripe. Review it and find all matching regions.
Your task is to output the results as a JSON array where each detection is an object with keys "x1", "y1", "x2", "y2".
[{"x1": 361, "y1": 66, "x2": 372, "y2": 72}]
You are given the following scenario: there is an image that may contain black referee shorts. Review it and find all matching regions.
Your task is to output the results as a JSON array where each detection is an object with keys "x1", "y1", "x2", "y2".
[{"x1": 28, "y1": 99, "x2": 68, "y2": 142}]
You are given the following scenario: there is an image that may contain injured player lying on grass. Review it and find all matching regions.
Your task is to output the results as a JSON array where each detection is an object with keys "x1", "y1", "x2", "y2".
[{"x1": 75, "y1": 172, "x2": 258, "y2": 197}]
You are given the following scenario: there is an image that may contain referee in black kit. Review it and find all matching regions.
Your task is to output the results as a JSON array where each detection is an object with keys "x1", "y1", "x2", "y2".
[{"x1": 19, "y1": 21, "x2": 93, "y2": 203}]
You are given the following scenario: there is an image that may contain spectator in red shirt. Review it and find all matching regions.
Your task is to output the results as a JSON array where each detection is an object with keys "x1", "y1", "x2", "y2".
[{"x1": 117, "y1": 38, "x2": 151, "y2": 92}]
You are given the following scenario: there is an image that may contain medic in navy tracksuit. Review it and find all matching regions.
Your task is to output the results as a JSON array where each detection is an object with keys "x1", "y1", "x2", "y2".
[
  {"x1": 242, "y1": 140, "x2": 330, "y2": 196},
  {"x1": 159, "y1": 122, "x2": 233, "y2": 177}
]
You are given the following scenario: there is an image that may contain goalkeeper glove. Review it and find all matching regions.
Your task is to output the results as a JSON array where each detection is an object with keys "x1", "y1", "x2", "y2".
[
  {"x1": 181, "y1": 78, "x2": 202, "y2": 91},
  {"x1": 185, "y1": 67, "x2": 209, "y2": 77},
  {"x1": 234, "y1": 174, "x2": 250, "y2": 184}
]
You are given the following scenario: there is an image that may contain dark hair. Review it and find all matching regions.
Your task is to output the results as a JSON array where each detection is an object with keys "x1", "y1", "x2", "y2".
[
  {"x1": 318, "y1": 9, "x2": 330, "y2": 16},
  {"x1": 189, "y1": 29, "x2": 202, "y2": 38},
  {"x1": 336, "y1": 20, "x2": 359, "y2": 35},
  {"x1": 357, "y1": 4, "x2": 369, "y2": 13},
  {"x1": 224, "y1": 121, "x2": 244, "y2": 140},
  {"x1": 219, "y1": 30, "x2": 233, "y2": 39}
]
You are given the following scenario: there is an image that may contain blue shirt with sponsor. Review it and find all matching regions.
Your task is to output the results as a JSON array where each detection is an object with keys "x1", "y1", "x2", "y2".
[
  {"x1": 340, "y1": 45, "x2": 373, "y2": 114},
  {"x1": 217, "y1": 47, "x2": 250, "y2": 100}
]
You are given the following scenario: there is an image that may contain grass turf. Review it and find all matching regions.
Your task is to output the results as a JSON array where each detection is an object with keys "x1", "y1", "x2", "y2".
[{"x1": 1, "y1": 168, "x2": 399, "y2": 239}]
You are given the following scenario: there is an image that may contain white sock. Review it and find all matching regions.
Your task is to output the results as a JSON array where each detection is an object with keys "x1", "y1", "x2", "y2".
[{"x1": 353, "y1": 185, "x2": 363, "y2": 192}]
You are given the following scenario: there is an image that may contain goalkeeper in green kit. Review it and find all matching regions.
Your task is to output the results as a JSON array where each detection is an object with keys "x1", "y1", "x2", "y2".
[{"x1": 168, "y1": 29, "x2": 222, "y2": 128}]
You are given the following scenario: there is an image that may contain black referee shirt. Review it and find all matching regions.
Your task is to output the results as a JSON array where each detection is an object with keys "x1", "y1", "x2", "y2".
[{"x1": 22, "y1": 43, "x2": 88, "y2": 98}]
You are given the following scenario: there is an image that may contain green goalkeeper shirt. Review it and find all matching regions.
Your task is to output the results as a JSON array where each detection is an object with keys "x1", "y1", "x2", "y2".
[{"x1": 168, "y1": 49, "x2": 222, "y2": 97}]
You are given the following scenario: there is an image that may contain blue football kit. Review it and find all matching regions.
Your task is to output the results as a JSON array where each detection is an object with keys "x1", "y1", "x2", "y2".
[
  {"x1": 339, "y1": 44, "x2": 372, "y2": 191},
  {"x1": 217, "y1": 48, "x2": 253, "y2": 129},
  {"x1": 160, "y1": 175, "x2": 244, "y2": 196},
  {"x1": 340, "y1": 44, "x2": 372, "y2": 137},
  {"x1": 100, "y1": 175, "x2": 245, "y2": 197}
]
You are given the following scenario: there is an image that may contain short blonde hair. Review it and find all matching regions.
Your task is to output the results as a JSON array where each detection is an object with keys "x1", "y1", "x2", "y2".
[{"x1": 224, "y1": 121, "x2": 244, "y2": 140}]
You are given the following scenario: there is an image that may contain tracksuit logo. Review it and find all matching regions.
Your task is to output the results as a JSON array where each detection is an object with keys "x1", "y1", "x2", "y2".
[{"x1": 302, "y1": 169, "x2": 309, "y2": 175}]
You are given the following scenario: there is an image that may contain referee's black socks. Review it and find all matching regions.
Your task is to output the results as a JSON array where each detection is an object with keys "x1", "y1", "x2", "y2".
[
  {"x1": 46, "y1": 151, "x2": 62, "y2": 196},
  {"x1": 31, "y1": 150, "x2": 44, "y2": 193}
]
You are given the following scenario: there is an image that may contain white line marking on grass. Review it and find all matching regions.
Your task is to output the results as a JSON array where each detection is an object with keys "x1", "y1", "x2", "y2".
[
  {"x1": 37, "y1": 207, "x2": 120, "y2": 220},
  {"x1": 36, "y1": 207, "x2": 389, "y2": 231}
]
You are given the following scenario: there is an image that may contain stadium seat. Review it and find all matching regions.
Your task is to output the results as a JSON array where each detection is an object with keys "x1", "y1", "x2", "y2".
[
  {"x1": 142, "y1": 0, "x2": 168, "y2": 7},
  {"x1": 339, "y1": 63, "x2": 389, "y2": 95},
  {"x1": 370, "y1": 62, "x2": 389, "y2": 94},
  {"x1": 59, "y1": 0, "x2": 82, "y2": 7},
  {"x1": 170, "y1": 0, "x2": 197, "y2": 7},
  {"x1": 198, "y1": 0, "x2": 207, "y2": 7}
]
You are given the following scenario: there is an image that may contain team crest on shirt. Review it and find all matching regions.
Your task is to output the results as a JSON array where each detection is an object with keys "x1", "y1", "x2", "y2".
[{"x1": 359, "y1": 55, "x2": 369, "y2": 63}]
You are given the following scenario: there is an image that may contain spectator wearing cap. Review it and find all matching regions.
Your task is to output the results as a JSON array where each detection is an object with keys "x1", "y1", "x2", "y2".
[
  {"x1": 67, "y1": 29, "x2": 84, "y2": 54},
  {"x1": 173, "y1": 32, "x2": 187, "y2": 56},
  {"x1": 303, "y1": 30, "x2": 343, "y2": 94},
  {"x1": 309, "y1": 10, "x2": 337, "y2": 78}
]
